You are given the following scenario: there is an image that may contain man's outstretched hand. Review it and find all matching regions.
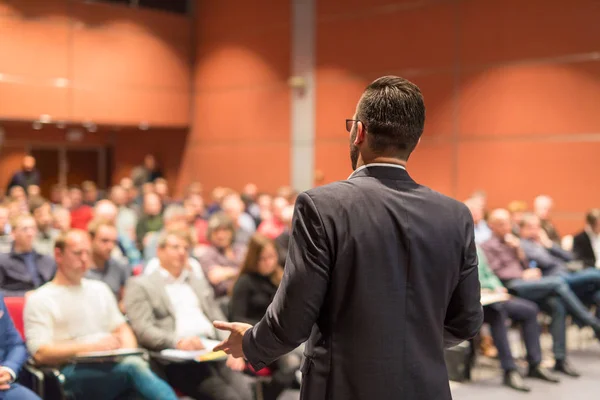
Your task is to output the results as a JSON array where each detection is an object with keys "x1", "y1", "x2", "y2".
[{"x1": 213, "y1": 321, "x2": 253, "y2": 359}]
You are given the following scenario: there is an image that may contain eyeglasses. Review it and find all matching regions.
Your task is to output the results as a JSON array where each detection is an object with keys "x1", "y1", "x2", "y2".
[{"x1": 345, "y1": 119, "x2": 360, "y2": 133}]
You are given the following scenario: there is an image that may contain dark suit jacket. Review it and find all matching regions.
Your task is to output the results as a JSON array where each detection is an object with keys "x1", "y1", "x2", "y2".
[
  {"x1": 0, "y1": 251, "x2": 56, "y2": 297},
  {"x1": 242, "y1": 165, "x2": 483, "y2": 400},
  {"x1": 0, "y1": 294, "x2": 29, "y2": 377},
  {"x1": 572, "y1": 230, "x2": 596, "y2": 267}
]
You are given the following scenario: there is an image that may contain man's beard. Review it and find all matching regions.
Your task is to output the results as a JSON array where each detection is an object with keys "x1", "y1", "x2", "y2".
[{"x1": 349, "y1": 128, "x2": 359, "y2": 171}]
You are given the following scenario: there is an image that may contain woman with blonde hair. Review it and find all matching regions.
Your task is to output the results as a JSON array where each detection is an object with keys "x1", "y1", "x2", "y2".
[{"x1": 230, "y1": 233, "x2": 299, "y2": 400}]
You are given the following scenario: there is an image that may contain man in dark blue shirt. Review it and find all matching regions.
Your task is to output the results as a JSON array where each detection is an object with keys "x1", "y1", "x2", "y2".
[
  {"x1": 0, "y1": 215, "x2": 55, "y2": 297},
  {"x1": 520, "y1": 213, "x2": 600, "y2": 320}
]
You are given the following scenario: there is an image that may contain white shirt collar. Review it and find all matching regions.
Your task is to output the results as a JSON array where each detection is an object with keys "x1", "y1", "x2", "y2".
[
  {"x1": 159, "y1": 265, "x2": 190, "y2": 284},
  {"x1": 348, "y1": 163, "x2": 406, "y2": 179}
]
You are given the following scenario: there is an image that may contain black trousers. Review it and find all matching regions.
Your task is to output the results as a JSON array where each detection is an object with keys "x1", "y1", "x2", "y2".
[
  {"x1": 483, "y1": 297, "x2": 542, "y2": 371},
  {"x1": 162, "y1": 361, "x2": 253, "y2": 400}
]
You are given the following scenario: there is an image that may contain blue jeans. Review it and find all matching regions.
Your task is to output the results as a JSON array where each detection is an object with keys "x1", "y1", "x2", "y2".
[
  {"x1": 507, "y1": 275, "x2": 600, "y2": 360},
  {"x1": 559, "y1": 269, "x2": 600, "y2": 319},
  {"x1": 61, "y1": 356, "x2": 178, "y2": 400},
  {"x1": 0, "y1": 383, "x2": 41, "y2": 400}
]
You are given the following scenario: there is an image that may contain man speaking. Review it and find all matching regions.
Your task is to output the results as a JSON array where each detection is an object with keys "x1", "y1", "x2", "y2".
[{"x1": 214, "y1": 76, "x2": 483, "y2": 399}]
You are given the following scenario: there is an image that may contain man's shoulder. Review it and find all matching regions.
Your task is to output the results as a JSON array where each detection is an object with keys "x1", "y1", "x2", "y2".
[
  {"x1": 304, "y1": 180, "x2": 468, "y2": 215},
  {"x1": 125, "y1": 272, "x2": 156, "y2": 290},
  {"x1": 572, "y1": 230, "x2": 587, "y2": 241}
]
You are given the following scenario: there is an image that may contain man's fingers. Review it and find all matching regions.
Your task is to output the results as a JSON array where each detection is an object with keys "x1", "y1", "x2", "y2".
[
  {"x1": 212, "y1": 339, "x2": 229, "y2": 352},
  {"x1": 213, "y1": 320, "x2": 235, "y2": 331}
]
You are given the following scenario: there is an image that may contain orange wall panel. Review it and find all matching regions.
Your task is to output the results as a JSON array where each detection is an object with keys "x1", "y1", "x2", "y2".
[
  {"x1": 456, "y1": 140, "x2": 600, "y2": 213},
  {"x1": 193, "y1": 87, "x2": 290, "y2": 142},
  {"x1": 0, "y1": 81, "x2": 69, "y2": 120},
  {"x1": 317, "y1": 2, "x2": 455, "y2": 75},
  {"x1": 459, "y1": 61, "x2": 600, "y2": 136},
  {"x1": 317, "y1": 0, "x2": 417, "y2": 18},
  {"x1": 194, "y1": 28, "x2": 291, "y2": 91},
  {"x1": 408, "y1": 142, "x2": 454, "y2": 197},
  {"x1": 314, "y1": 140, "x2": 352, "y2": 184},
  {"x1": 196, "y1": 0, "x2": 289, "y2": 36},
  {"x1": 182, "y1": 143, "x2": 290, "y2": 194},
  {"x1": 72, "y1": 87, "x2": 189, "y2": 126},
  {"x1": 0, "y1": 0, "x2": 192, "y2": 126},
  {"x1": 0, "y1": 17, "x2": 69, "y2": 79},
  {"x1": 459, "y1": 0, "x2": 600, "y2": 65}
]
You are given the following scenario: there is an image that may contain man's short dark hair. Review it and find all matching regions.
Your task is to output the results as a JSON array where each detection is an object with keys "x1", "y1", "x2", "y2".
[{"x1": 357, "y1": 76, "x2": 425, "y2": 159}]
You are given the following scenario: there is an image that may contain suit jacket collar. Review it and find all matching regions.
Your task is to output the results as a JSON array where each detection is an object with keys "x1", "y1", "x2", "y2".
[
  {"x1": 348, "y1": 163, "x2": 413, "y2": 182},
  {"x1": 147, "y1": 270, "x2": 214, "y2": 319}
]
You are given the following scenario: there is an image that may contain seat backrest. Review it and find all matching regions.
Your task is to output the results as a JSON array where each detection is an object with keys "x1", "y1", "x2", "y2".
[{"x1": 4, "y1": 297, "x2": 26, "y2": 339}]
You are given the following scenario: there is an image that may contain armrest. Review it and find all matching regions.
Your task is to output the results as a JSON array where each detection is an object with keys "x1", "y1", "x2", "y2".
[{"x1": 22, "y1": 359, "x2": 67, "y2": 400}]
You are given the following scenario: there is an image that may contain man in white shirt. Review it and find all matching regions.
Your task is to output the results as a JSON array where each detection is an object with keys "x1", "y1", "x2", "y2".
[
  {"x1": 125, "y1": 230, "x2": 252, "y2": 400},
  {"x1": 24, "y1": 230, "x2": 178, "y2": 400}
]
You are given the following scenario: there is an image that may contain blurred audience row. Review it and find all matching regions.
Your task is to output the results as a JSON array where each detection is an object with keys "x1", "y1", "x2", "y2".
[
  {"x1": 465, "y1": 192, "x2": 600, "y2": 393},
  {"x1": 0, "y1": 155, "x2": 300, "y2": 400}
]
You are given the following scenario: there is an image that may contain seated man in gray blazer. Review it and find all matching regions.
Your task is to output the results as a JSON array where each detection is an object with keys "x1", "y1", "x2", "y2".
[{"x1": 124, "y1": 229, "x2": 252, "y2": 400}]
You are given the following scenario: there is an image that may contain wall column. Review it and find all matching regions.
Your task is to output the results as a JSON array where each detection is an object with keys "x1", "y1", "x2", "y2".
[{"x1": 290, "y1": 0, "x2": 316, "y2": 192}]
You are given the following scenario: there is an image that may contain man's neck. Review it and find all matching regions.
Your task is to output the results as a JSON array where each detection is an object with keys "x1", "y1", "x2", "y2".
[
  {"x1": 13, "y1": 244, "x2": 33, "y2": 254},
  {"x1": 92, "y1": 255, "x2": 108, "y2": 270},
  {"x1": 53, "y1": 272, "x2": 81, "y2": 287}
]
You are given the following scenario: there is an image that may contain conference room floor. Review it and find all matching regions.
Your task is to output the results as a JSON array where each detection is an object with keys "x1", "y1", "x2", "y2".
[{"x1": 280, "y1": 327, "x2": 599, "y2": 400}]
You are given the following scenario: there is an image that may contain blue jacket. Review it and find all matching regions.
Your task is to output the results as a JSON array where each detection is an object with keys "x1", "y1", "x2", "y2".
[{"x1": 0, "y1": 295, "x2": 28, "y2": 377}]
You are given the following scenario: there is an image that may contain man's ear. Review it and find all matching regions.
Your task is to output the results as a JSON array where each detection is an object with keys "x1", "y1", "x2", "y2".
[{"x1": 354, "y1": 121, "x2": 366, "y2": 145}]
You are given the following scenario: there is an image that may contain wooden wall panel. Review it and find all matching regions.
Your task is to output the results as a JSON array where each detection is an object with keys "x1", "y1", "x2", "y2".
[{"x1": 459, "y1": 0, "x2": 600, "y2": 65}]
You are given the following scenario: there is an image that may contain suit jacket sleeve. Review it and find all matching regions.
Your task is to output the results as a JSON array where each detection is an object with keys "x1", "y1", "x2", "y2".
[
  {"x1": 124, "y1": 278, "x2": 177, "y2": 351},
  {"x1": 572, "y1": 233, "x2": 594, "y2": 266},
  {"x1": 443, "y1": 209, "x2": 483, "y2": 348},
  {"x1": 242, "y1": 192, "x2": 331, "y2": 370},
  {"x1": 1, "y1": 296, "x2": 28, "y2": 375}
]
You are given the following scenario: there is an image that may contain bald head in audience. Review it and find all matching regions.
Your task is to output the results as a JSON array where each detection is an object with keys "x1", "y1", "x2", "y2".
[
  {"x1": 487, "y1": 209, "x2": 512, "y2": 239},
  {"x1": 94, "y1": 200, "x2": 118, "y2": 223}
]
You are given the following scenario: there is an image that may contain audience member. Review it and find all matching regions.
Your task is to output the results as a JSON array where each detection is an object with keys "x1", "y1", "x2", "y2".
[
  {"x1": 507, "y1": 200, "x2": 528, "y2": 236},
  {"x1": 465, "y1": 197, "x2": 491, "y2": 244},
  {"x1": 184, "y1": 193, "x2": 208, "y2": 245},
  {"x1": 136, "y1": 193, "x2": 163, "y2": 251},
  {"x1": 69, "y1": 187, "x2": 93, "y2": 230},
  {"x1": 534, "y1": 195, "x2": 560, "y2": 243},
  {"x1": 0, "y1": 214, "x2": 55, "y2": 296},
  {"x1": 199, "y1": 213, "x2": 246, "y2": 298},
  {"x1": 231, "y1": 234, "x2": 300, "y2": 399},
  {"x1": 52, "y1": 207, "x2": 71, "y2": 234},
  {"x1": 124, "y1": 230, "x2": 252, "y2": 400},
  {"x1": 5, "y1": 155, "x2": 40, "y2": 195},
  {"x1": 26, "y1": 185, "x2": 41, "y2": 199},
  {"x1": 274, "y1": 205, "x2": 294, "y2": 266},
  {"x1": 482, "y1": 209, "x2": 600, "y2": 376},
  {"x1": 0, "y1": 205, "x2": 12, "y2": 253},
  {"x1": 29, "y1": 197, "x2": 59, "y2": 257},
  {"x1": 154, "y1": 178, "x2": 171, "y2": 207},
  {"x1": 131, "y1": 154, "x2": 162, "y2": 188},
  {"x1": 221, "y1": 193, "x2": 255, "y2": 245},
  {"x1": 86, "y1": 219, "x2": 131, "y2": 309},
  {"x1": 24, "y1": 230, "x2": 178, "y2": 400},
  {"x1": 572, "y1": 208, "x2": 600, "y2": 268},
  {"x1": 143, "y1": 204, "x2": 190, "y2": 262},
  {"x1": 477, "y1": 247, "x2": 558, "y2": 392},
  {"x1": 519, "y1": 213, "x2": 600, "y2": 318},
  {"x1": 0, "y1": 294, "x2": 41, "y2": 399},
  {"x1": 110, "y1": 185, "x2": 138, "y2": 242},
  {"x1": 257, "y1": 196, "x2": 288, "y2": 240},
  {"x1": 82, "y1": 180, "x2": 101, "y2": 206},
  {"x1": 94, "y1": 200, "x2": 141, "y2": 266}
]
